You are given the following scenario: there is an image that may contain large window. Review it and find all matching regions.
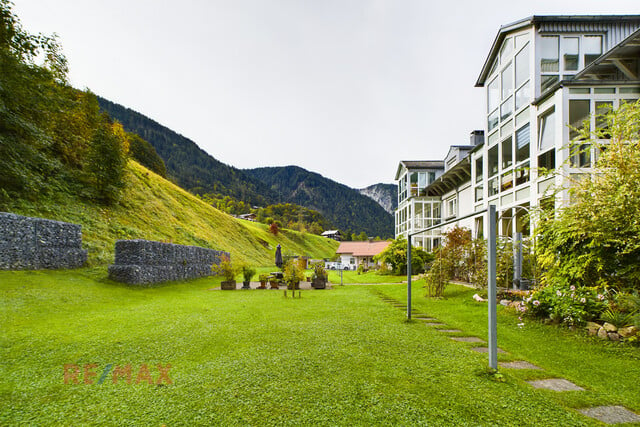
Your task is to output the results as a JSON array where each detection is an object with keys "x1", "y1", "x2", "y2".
[
  {"x1": 540, "y1": 34, "x2": 603, "y2": 93},
  {"x1": 562, "y1": 37, "x2": 579, "y2": 73},
  {"x1": 488, "y1": 145, "x2": 499, "y2": 177},
  {"x1": 475, "y1": 157, "x2": 483, "y2": 183},
  {"x1": 569, "y1": 100, "x2": 590, "y2": 140},
  {"x1": 584, "y1": 35, "x2": 603, "y2": 66},
  {"x1": 538, "y1": 109, "x2": 555, "y2": 150},
  {"x1": 540, "y1": 36, "x2": 559, "y2": 92},
  {"x1": 502, "y1": 137, "x2": 513, "y2": 169},
  {"x1": 516, "y1": 123, "x2": 530, "y2": 163}
]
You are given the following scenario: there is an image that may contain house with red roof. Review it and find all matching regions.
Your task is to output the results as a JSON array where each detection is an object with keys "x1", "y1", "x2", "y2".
[{"x1": 335, "y1": 241, "x2": 391, "y2": 270}]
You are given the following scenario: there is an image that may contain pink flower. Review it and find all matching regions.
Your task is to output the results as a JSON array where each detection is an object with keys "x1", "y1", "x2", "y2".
[
  {"x1": 580, "y1": 297, "x2": 586, "y2": 303},
  {"x1": 556, "y1": 290, "x2": 562, "y2": 296},
  {"x1": 533, "y1": 300, "x2": 540, "y2": 306},
  {"x1": 570, "y1": 285, "x2": 576, "y2": 291},
  {"x1": 598, "y1": 294, "x2": 605, "y2": 300}
]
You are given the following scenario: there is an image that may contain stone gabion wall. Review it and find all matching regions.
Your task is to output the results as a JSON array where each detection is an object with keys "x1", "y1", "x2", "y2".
[
  {"x1": 0, "y1": 212, "x2": 88, "y2": 270},
  {"x1": 108, "y1": 239, "x2": 229, "y2": 285}
]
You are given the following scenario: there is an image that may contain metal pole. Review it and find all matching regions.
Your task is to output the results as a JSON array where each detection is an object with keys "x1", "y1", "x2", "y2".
[
  {"x1": 407, "y1": 237, "x2": 412, "y2": 320},
  {"x1": 340, "y1": 268, "x2": 343, "y2": 286},
  {"x1": 487, "y1": 204, "x2": 498, "y2": 370},
  {"x1": 513, "y1": 232, "x2": 522, "y2": 290}
]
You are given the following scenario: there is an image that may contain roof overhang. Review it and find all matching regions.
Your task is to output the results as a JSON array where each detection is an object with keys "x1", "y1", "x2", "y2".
[{"x1": 426, "y1": 157, "x2": 471, "y2": 197}]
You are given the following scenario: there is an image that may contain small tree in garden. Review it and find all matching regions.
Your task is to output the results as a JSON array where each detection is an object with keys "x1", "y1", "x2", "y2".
[
  {"x1": 373, "y1": 237, "x2": 433, "y2": 275},
  {"x1": 269, "y1": 222, "x2": 280, "y2": 235},
  {"x1": 537, "y1": 100, "x2": 640, "y2": 292}
]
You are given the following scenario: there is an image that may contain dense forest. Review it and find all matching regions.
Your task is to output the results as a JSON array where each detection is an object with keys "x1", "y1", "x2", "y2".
[
  {"x1": 97, "y1": 97, "x2": 277, "y2": 207},
  {"x1": 245, "y1": 166, "x2": 394, "y2": 238}
]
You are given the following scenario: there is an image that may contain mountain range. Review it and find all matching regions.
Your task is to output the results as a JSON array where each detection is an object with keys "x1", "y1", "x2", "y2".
[{"x1": 97, "y1": 97, "x2": 395, "y2": 237}]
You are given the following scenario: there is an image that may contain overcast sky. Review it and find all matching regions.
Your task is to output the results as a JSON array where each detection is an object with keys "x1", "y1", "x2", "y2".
[{"x1": 14, "y1": 0, "x2": 640, "y2": 188}]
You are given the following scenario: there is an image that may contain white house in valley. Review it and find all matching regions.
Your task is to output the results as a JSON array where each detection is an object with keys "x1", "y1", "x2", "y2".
[
  {"x1": 334, "y1": 241, "x2": 392, "y2": 270},
  {"x1": 396, "y1": 15, "x2": 640, "y2": 246}
]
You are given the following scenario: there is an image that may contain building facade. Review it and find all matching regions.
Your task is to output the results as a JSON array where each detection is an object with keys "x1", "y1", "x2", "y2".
[{"x1": 396, "y1": 15, "x2": 640, "y2": 245}]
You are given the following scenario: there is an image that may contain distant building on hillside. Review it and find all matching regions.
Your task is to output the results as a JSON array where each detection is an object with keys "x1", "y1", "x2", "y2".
[
  {"x1": 321, "y1": 230, "x2": 342, "y2": 241},
  {"x1": 237, "y1": 213, "x2": 257, "y2": 221},
  {"x1": 335, "y1": 241, "x2": 392, "y2": 270}
]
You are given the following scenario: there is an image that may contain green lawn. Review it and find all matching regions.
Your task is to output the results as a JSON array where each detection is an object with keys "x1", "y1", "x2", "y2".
[
  {"x1": 326, "y1": 269, "x2": 405, "y2": 284},
  {"x1": 1, "y1": 269, "x2": 639, "y2": 426}
]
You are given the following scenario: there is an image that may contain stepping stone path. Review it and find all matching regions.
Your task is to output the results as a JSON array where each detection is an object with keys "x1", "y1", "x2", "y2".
[
  {"x1": 579, "y1": 406, "x2": 640, "y2": 425},
  {"x1": 450, "y1": 336, "x2": 485, "y2": 343},
  {"x1": 371, "y1": 290, "x2": 640, "y2": 424},
  {"x1": 499, "y1": 361, "x2": 541, "y2": 370},
  {"x1": 527, "y1": 378, "x2": 584, "y2": 391}
]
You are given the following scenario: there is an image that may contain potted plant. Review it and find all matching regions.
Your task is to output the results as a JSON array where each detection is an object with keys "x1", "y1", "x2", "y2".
[
  {"x1": 241, "y1": 265, "x2": 256, "y2": 289},
  {"x1": 284, "y1": 260, "x2": 304, "y2": 290},
  {"x1": 269, "y1": 275, "x2": 280, "y2": 289},
  {"x1": 212, "y1": 257, "x2": 239, "y2": 290},
  {"x1": 258, "y1": 273, "x2": 269, "y2": 289},
  {"x1": 311, "y1": 262, "x2": 328, "y2": 289}
]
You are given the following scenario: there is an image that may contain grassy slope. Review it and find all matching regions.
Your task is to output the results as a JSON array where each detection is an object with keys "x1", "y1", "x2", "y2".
[
  {"x1": 5, "y1": 161, "x2": 338, "y2": 266},
  {"x1": 0, "y1": 269, "x2": 602, "y2": 426}
]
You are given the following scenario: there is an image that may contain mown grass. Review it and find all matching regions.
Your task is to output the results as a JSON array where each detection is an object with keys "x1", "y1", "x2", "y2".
[
  {"x1": 3, "y1": 161, "x2": 338, "y2": 266},
  {"x1": 326, "y1": 269, "x2": 405, "y2": 284},
  {"x1": 4, "y1": 269, "x2": 636, "y2": 426},
  {"x1": 381, "y1": 281, "x2": 640, "y2": 417}
]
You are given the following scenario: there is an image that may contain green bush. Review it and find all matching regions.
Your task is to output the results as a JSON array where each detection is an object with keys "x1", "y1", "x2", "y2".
[
  {"x1": 524, "y1": 283, "x2": 608, "y2": 326},
  {"x1": 373, "y1": 237, "x2": 433, "y2": 275}
]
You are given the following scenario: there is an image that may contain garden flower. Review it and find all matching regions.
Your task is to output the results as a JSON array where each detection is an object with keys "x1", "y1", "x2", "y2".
[
  {"x1": 533, "y1": 300, "x2": 540, "y2": 306},
  {"x1": 570, "y1": 285, "x2": 576, "y2": 291},
  {"x1": 580, "y1": 297, "x2": 586, "y2": 303},
  {"x1": 556, "y1": 290, "x2": 562, "y2": 296},
  {"x1": 598, "y1": 294, "x2": 605, "y2": 300}
]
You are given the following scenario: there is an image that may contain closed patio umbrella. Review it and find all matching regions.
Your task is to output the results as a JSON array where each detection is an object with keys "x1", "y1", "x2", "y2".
[{"x1": 275, "y1": 244, "x2": 283, "y2": 269}]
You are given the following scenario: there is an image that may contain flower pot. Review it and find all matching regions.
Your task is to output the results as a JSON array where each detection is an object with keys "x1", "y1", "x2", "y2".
[
  {"x1": 269, "y1": 280, "x2": 279, "y2": 289},
  {"x1": 242, "y1": 280, "x2": 251, "y2": 289},
  {"x1": 220, "y1": 280, "x2": 236, "y2": 290},
  {"x1": 287, "y1": 281, "x2": 300, "y2": 290},
  {"x1": 258, "y1": 281, "x2": 267, "y2": 289},
  {"x1": 312, "y1": 278, "x2": 326, "y2": 289}
]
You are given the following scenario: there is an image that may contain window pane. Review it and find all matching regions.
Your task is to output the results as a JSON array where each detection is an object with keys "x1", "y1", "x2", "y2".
[
  {"x1": 475, "y1": 186, "x2": 484, "y2": 202},
  {"x1": 489, "y1": 145, "x2": 499, "y2": 177},
  {"x1": 488, "y1": 110, "x2": 499, "y2": 131},
  {"x1": 515, "y1": 47, "x2": 529, "y2": 87},
  {"x1": 502, "y1": 62, "x2": 513, "y2": 100},
  {"x1": 571, "y1": 143, "x2": 591, "y2": 167},
  {"x1": 501, "y1": 97, "x2": 513, "y2": 121},
  {"x1": 502, "y1": 136, "x2": 513, "y2": 169},
  {"x1": 515, "y1": 163, "x2": 530, "y2": 186},
  {"x1": 501, "y1": 119, "x2": 513, "y2": 138},
  {"x1": 500, "y1": 37, "x2": 513, "y2": 63},
  {"x1": 489, "y1": 177, "x2": 499, "y2": 196},
  {"x1": 541, "y1": 75, "x2": 559, "y2": 92},
  {"x1": 488, "y1": 77, "x2": 499, "y2": 113},
  {"x1": 584, "y1": 35, "x2": 602, "y2": 66},
  {"x1": 569, "y1": 100, "x2": 590, "y2": 140},
  {"x1": 540, "y1": 36, "x2": 559, "y2": 72},
  {"x1": 562, "y1": 37, "x2": 579, "y2": 71},
  {"x1": 516, "y1": 123, "x2": 530, "y2": 163},
  {"x1": 475, "y1": 157, "x2": 483, "y2": 183},
  {"x1": 515, "y1": 81, "x2": 530, "y2": 110},
  {"x1": 515, "y1": 34, "x2": 528, "y2": 50},
  {"x1": 501, "y1": 171, "x2": 513, "y2": 192},
  {"x1": 538, "y1": 110, "x2": 555, "y2": 150},
  {"x1": 596, "y1": 101, "x2": 612, "y2": 138},
  {"x1": 538, "y1": 149, "x2": 555, "y2": 170}
]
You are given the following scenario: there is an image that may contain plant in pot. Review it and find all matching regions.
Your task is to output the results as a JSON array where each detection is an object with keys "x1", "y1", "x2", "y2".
[
  {"x1": 258, "y1": 273, "x2": 269, "y2": 289},
  {"x1": 241, "y1": 265, "x2": 256, "y2": 289},
  {"x1": 284, "y1": 260, "x2": 304, "y2": 290},
  {"x1": 212, "y1": 257, "x2": 239, "y2": 290},
  {"x1": 311, "y1": 262, "x2": 328, "y2": 289}
]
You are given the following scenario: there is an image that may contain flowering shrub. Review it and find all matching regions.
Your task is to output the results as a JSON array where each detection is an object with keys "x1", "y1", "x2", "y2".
[{"x1": 524, "y1": 283, "x2": 608, "y2": 326}]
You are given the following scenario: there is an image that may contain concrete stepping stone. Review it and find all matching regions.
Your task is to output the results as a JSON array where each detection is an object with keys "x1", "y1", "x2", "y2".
[
  {"x1": 499, "y1": 361, "x2": 542, "y2": 370},
  {"x1": 450, "y1": 336, "x2": 485, "y2": 343},
  {"x1": 423, "y1": 322, "x2": 446, "y2": 327},
  {"x1": 437, "y1": 329, "x2": 462, "y2": 333},
  {"x1": 471, "y1": 347, "x2": 507, "y2": 354},
  {"x1": 415, "y1": 317, "x2": 438, "y2": 321},
  {"x1": 579, "y1": 406, "x2": 640, "y2": 424},
  {"x1": 527, "y1": 378, "x2": 584, "y2": 391}
]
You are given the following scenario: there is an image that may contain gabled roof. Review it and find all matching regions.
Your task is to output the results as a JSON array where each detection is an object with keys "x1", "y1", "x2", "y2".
[
  {"x1": 476, "y1": 15, "x2": 640, "y2": 87},
  {"x1": 336, "y1": 241, "x2": 391, "y2": 257},
  {"x1": 395, "y1": 160, "x2": 444, "y2": 180}
]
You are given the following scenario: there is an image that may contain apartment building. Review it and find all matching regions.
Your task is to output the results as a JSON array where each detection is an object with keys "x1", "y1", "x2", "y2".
[{"x1": 396, "y1": 15, "x2": 640, "y2": 246}]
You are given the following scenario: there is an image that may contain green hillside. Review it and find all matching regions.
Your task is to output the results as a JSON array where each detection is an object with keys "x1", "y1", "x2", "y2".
[{"x1": 6, "y1": 160, "x2": 338, "y2": 267}]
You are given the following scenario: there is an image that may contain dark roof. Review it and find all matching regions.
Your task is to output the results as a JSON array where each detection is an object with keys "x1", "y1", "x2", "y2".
[
  {"x1": 476, "y1": 15, "x2": 640, "y2": 87},
  {"x1": 426, "y1": 157, "x2": 471, "y2": 197}
]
